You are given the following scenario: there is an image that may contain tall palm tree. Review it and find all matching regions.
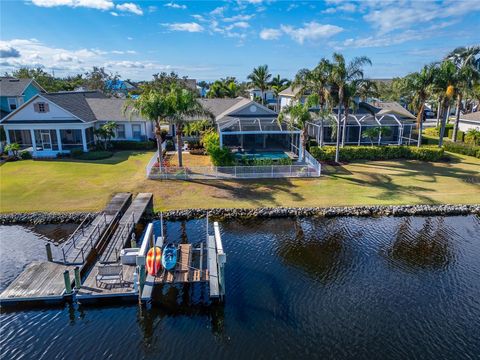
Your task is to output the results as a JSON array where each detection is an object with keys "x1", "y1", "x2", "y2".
[
  {"x1": 432, "y1": 60, "x2": 457, "y2": 147},
  {"x1": 278, "y1": 94, "x2": 319, "y2": 161},
  {"x1": 124, "y1": 87, "x2": 173, "y2": 167},
  {"x1": 445, "y1": 46, "x2": 480, "y2": 141},
  {"x1": 329, "y1": 53, "x2": 372, "y2": 162},
  {"x1": 402, "y1": 64, "x2": 437, "y2": 147},
  {"x1": 292, "y1": 58, "x2": 332, "y2": 110},
  {"x1": 270, "y1": 74, "x2": 290, "y2": 112},
  {"x1": 247, "y1": 65, "x2": 272, "y2": 105},
  {"x1": 167, "y1": 86, "x2": 213, "y2": 167},
  {"x1": 357, "y1": 79, "x2": 379, "y2": 102}
]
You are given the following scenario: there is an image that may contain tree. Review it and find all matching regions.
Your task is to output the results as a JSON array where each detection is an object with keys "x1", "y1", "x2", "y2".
[
  {"x1": 292, "y1": 58, "x2": 332, "y2": 110},
  {"x1": 329, "y1": 53, "x2": 372, "y2": 162},
  {"x1": 166, "y1": 86, "x2": 213, "y2": 167},
  {"x1": 247, "y1": 65, "x2": 272, "y2": 105},
  {"x1": 362, "y1": 126, "x2": 392, "y2": 146},
  {"x1": 207, "y1": 78, "x2": 240, "y2": 98},
  {"x1": 445, "y1": 46, "x2": 480, "y2": 142},
  {"x1": 402, "y1": 64, "x2": 437, "y2": 147},
  {"x1": 4, "y1": 143, "x2": 20, "y2": 158},
  {"x1": 84, "y1": 67, "x2": 119, "y2": 94},
  {"x1": 94, "y1": 121, "x2": 117, "y2": 150}
]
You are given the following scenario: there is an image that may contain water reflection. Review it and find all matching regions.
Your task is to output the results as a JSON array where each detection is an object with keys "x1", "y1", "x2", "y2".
[
  {"x1": 387, "y1": 217, "x2": 453, "y2": 271},
  {"x1": 276, "y1": 218, "x2": 350, "y2": 283}
]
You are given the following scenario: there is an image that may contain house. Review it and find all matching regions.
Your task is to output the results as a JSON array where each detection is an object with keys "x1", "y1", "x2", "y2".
[
  {"x1": 0, "y1": 90, "x2": 153, "y2": 158},
  {"x1": 198, "y1": 97, "x2": 303, "y2": 159},
  {"x1": 458, "y1": 112, "x2": 480, "y2": 132},
  {"x1": 277, "y1": 85, "x2": 311, "y2": 111},
  {"x1": 248, "y1": 88, "x2": 277, "y2": 111},
  {"x1": 306, "y1": 101, "x2": 417, "y2": 146},
  {"x1": 0, "y1": 77, "x2": 45, "y2": 118},
  {"x1": 105, "y1": 79, "x2": 136, "y2": 97}
]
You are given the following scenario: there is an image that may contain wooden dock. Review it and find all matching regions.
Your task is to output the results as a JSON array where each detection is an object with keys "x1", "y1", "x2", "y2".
[
  {"x1": 0, "y1": 262, "x2": 74, "y2": 304},
  {"x1": 61, "y1": 193, "x2": 132, "y2": 265},
  {"x1": 155, "y1": 244, "x2": 209, "y2": 283},
  {"x1": 99, "y1": 193, "x2": 153, "y2": 264}
]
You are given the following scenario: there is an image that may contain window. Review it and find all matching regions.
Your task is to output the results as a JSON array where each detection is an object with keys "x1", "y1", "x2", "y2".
[
  {"x1": 34, "y1": 102, "x2": 49, "y2": 113},
  {"x1": 117, "y1": 124, "x2": 126, "y2": 139},
  {"x1": 132, "y1": 124, "x2": 141, "y2": 139},
  {"x1": 7, "y1": 98, "x2": 17, "y2": 111},
  {"x1": 38, "y1": 103, "x2": 46, "y2": 112}
]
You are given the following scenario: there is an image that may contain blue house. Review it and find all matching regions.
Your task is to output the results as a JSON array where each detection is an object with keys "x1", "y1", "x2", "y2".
[
  {"x1": 104, "y1": 79, "x2": 135, "y2": 96},
  {"x1": 0, "y1": 77, "x2": 45, "y2": 119}
]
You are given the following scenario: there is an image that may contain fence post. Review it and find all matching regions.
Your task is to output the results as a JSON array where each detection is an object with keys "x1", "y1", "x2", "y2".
[
  {"x1": 271, "y1": 165, "x2": 274, "y2": 178},
  {"x1": 63, "y1": 270, "x2": 72, "y2": 295},
  {"x1": 45, "y1": 243, "x2": 53, "y2": 262},
  {"x1": 74, "y1": 266, "x2": 81, "y2": 290},
  {"x1": 234, "y1": 166, "x2": 237, "y2": 178}
]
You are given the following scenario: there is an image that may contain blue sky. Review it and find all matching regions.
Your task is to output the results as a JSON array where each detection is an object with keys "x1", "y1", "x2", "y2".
[{"x1": 1, "y1": 0, "x2": 479, "y2": 81}]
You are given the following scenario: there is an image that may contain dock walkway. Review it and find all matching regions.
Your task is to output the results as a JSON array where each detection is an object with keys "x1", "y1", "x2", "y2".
[
  {"x1": 0, "y1": 262, "x2": 74, "y2": 304},
  {"x1": 100, "y1": 193, "x2": 153, "y2": 264},
  {"x1": 61, "y1": 193, "x2": 132, "y2": 265}
]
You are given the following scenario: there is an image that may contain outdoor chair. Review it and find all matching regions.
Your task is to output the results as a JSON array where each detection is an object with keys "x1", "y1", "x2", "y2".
[{"x1": 95, "y1": 264, "x2": 124, "y2": 287}]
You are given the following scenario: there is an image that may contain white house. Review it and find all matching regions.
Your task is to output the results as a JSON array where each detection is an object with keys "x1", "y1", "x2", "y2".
[
  {"x1": 248, "y1": 88, "x2": 277, "y2": 111},
  {"x1": 458, "y1": 111, "x2": 480, "y2": 132},
  {"x1": 0, "y1": 91, "x2": 154, "y2": 158}
]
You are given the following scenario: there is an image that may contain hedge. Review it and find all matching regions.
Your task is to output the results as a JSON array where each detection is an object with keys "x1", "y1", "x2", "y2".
[
  {"x1": 111, "y1": 140, "x2": 155, "y2": 151},
  {"x1": 72, "y1": 150, "x2": 114, "y2": 160},
  {"x1": 447, "y1": 128, "x2": 464, "y2": 142},
  {"x1": 442, "y1": 142, "x2": 480, "y2": 158},
  {"x1": 310, "y1": 145, "x2": 445, "y2": 162}
]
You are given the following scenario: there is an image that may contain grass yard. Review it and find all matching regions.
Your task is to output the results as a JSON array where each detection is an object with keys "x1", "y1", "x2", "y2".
[
  {"x1": 166, "y1": 152, "x2": 212, "y2": 167},
  {"x1": 1, "y1": 150, "x2": 479, "y2": 213}
]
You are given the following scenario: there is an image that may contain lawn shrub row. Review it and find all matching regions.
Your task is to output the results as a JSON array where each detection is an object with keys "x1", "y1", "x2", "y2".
[
  {"x1": 442, "y1": 142, "x2": 480, "y2": 158},
  {"x1": 310, "y1": 145, "x2": 445, "y2": 162},
  {"x1": 111, "y1": 140, "x2": 155, "y2": 151},
  {"x1": 72, "y1": 150, "x2": 114, "y2": 160}
]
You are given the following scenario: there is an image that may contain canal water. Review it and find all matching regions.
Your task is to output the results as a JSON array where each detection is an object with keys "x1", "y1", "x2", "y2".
[{"x1": 1, "y1": 216, "x2": 479, "y2": 360}]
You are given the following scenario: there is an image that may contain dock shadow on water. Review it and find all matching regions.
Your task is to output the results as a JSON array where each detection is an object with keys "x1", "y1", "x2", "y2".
[{"x1": 1, "y1": 215, "x2": 480, "y2": 360}]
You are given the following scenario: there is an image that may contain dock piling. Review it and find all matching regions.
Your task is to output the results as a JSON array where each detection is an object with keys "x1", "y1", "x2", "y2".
[
  {"x1": 131, "y1": 233, "x2": 137, "y2": 248},
  {"x1": 45, "y1": 243, "x2": 53, "y2": 262},
  {"x1": 74, "y1": 266, "x2": 81, "y2": 290},
  {"x1": 63, "y1": 270, "x2": 72, "y2": 295}
]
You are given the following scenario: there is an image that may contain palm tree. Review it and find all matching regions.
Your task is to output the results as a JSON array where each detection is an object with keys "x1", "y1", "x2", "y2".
[
  {"x1": 329, "y1": 53, "x2": 372, "y2": 162},
  {"x1": 292, "y1": 58, "x2": 332, "y2": 110},
  {"x1": 167, "y1": 86, "x2": 213, "y2": 167},
  {"x1": 247, "y1": 65, "x2": 272, "y2": 105},
  {"x1": 124, "y1": 87, "x2": 173, "y2": 167},
  {"x1": 445, "y1": 46, "x2": 480, "y2": 141},
  {"x1": 432, "y1": 60, "x2": 457, "y2": 147},
  {"x1": 270, "y1": 74, "x2": 290, "y2": 112},
  {"x1": 357, "y1": 79, "x2": 379, "y2": 102},
  {"x1": 402, "y1": 64, "x2": 436, "y2": 147},
  {"x1": 278, "y1": 95, "x2": 318, "y2": 161}
]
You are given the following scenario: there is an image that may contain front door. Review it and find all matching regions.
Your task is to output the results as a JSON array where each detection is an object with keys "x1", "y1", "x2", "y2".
[{"x1": 41, "y1": 132, "x2": 52, "y2": 150}]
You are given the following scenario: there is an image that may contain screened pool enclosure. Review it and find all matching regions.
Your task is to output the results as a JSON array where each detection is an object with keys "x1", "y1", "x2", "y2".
[
  {"x1": 217, "y1": 116, "x2": 303, "y2": 159},
  {"x1": 306, "y1": 114, "x2": 418, "y2": 146}
]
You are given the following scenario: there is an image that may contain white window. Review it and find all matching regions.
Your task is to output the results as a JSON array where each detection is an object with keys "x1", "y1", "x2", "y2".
[
  {"x1": 132, "y1": 124, "x2": 141, "y2": 139},
  {"x1": 117, "y1": 124, "x2": 126, "y2": 139},
  {"x1": 7, "y1": 98, "x2": 17, "y2": 111}
]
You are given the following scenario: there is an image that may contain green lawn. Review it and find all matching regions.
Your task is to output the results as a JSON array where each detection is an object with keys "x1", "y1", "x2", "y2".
[{"x1": 1, "y1": 150, "x2": 479, "y2": 213}]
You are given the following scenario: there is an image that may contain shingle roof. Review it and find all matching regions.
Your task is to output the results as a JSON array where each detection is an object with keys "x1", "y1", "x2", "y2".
[
  {"x1": 197, "y1": 98, "x2": 245, "y2": 118},
  {"x1": 42, "y1": 91, "x2": 107, "y2": 122},
  {"x1": 460, "y1": 111, "x2": 480, "y2": 122},
  {"x1": 0, "y1": 78, "x2": 36, "y2": 96},
  {"x1": 86, "y1": 98, "x2": 143, "y2": 121},
  {"x1": 361, "y1": 101, "x2": 416, "y2": 119},
  {"x1": 278, "y1": 86, "x2": 299, "y2": 97}
]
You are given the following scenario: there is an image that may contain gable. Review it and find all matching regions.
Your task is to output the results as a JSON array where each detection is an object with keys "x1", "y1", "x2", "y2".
[
  {"x1": 228, "y1": 101, "x2": 277, "y2": 118},
  {"x1": 1, "y1": 95, "x2": 83, "y2": 124}
]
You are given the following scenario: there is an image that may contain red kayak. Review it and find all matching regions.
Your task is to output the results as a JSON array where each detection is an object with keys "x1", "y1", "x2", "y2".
[{"x1": 146, "y1": 246, "x2": 162, "y2": 275}]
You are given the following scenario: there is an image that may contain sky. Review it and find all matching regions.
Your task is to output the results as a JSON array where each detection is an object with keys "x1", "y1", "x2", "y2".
[{"x1": 1, "y1": 0, "x2": 479, "y2": 82}]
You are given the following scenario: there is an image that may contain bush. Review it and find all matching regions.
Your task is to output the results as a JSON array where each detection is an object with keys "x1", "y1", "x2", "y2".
[
  {"x1": 165, "y1": 140, "x2": 175, "y2": 151},
  {"x1": 464, "y1": 129, "x2": 480, "y2": 146},
  {"x1": 424, "y1": 127, "x2": 439, "y2": 137},
  {"x1": 70, "y1": 149, "x2": 84, "y2": 158},
  {"x1": 443, "y1": 141, "x2": 480, "y2": 158},
  {"x1": 72, "y1": 150, "x2": 113, "y2": 160},
  {"x1": 189, "y1": 149, "x2": 205, "y2": 155},
  {"x1": 111, "y1": 140, "x2": 155, "y2": 151},
  {"x1": 421, "y1": 135, "x2": 439, "y2": 145},
  {"x1": 202, "y1": 130, "x2": 234, "y2": 166},
  {"x1": 447, "y1": 128, "x2": 464, "y2": 142},
  {"x1": 310, "y1": 145, "x2": 444, "y2": 162},
  {"x1": 20, "y1": 150, "x2": 32, "y2": 160}
]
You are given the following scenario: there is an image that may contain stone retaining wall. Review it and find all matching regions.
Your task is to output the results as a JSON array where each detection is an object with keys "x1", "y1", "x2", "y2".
[{"x1": 1, "y1": 204, "x2": 479, "y2": 225}]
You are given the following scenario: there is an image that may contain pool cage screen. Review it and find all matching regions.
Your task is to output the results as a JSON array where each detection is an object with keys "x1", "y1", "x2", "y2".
[{"x1": 306, "y1": 114, "x2": 418, "y2": 146}]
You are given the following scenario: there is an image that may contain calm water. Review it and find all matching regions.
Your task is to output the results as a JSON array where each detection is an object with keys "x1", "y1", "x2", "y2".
[{"x1": 1, "y1": 216, "x2": 479, "y2": 360}]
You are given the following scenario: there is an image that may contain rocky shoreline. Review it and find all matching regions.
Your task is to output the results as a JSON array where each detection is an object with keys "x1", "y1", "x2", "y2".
[{"x1": 1, "y1": 204, "x2": 479, "y2": 225}]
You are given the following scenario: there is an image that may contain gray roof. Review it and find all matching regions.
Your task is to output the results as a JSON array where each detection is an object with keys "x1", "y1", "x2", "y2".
[
  {"x1": 86, "y1": 98, "x2": 142, "y2": 121},
  {"x1": 42, "y1": 91, "x2": 107, "y2": 122},
  {"x1": 197, "y1": 98, "x2": 245, "y2": 118},
  {"x1": 460, "y1": 111, "x2": 480, "y2": 122},
  {"x1": 0, "y1": 77, "x2": 42, "y2": 97}
]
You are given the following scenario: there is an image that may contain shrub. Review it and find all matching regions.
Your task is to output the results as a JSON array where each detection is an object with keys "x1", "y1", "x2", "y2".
[
  {"x1": 424, "y1": 127, "x2": 439, "y2": 137},
  {"x1": 310, "y1": 145, "x2": 444, "y2": 162},
  {"x1": 165, "y1": 140, "x2": 175, "y2": 151},
  {"x1": 70, "y1": 149, "x2": 84, "y2": 158},
  {"x1": 73, "y1": 151, "x2": 114, "y2": 160},
  {"x1": 447, "y1": 128, "x2": 464, "y2": 142},
  {"x1": 443, "y1": 141, "x2": 480, "y2": 158},
  {"x1": 189, "y1": 149, "x2": 205, "y2": 155},
  {"x1": 111, "y1": 140, "x2": 155, "y2": 151},
  {"x1": 20, "y1": 150, "x2": 32, "y2": 160},
  {"x1": 464, "y1": 129, "x2": 480, "y2": 146},
  {"x1": 4, "y1": 143, "x2": 20, "y2": 158},
  {"x1": 201, "y1": 130, "x2": 234, "y2": 166}
]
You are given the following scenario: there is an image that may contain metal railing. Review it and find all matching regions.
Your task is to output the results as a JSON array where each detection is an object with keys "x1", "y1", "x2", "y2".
[
  {"x1": 100, "y1": 213, "x2": 136, "y2": 263},
  {"x1": 145, "y1": 141, "x2": 167, "y2": 177},
  {"x1": 304, "y1": 150, "x2": 322, "y2": 177}
]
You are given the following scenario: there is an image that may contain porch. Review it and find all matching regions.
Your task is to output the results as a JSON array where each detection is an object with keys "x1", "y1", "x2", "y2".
[{"x1": 4, "y1": 124, "x2": 95, "y2": 157}]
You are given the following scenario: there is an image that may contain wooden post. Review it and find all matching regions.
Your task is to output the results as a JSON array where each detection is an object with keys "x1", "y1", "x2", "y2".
[
  {"x1": 131, "y1": 233, "x2": 137, "y2": 248},
  {"x1": 74, "y1": 266, "x2": 81, "y2": 290},
  {"x1": 45, "y1": 243, "x2": 53, "y2": 262},
  {"x1": 64, "y1": 270, "x2": 72, "y2": 295}
]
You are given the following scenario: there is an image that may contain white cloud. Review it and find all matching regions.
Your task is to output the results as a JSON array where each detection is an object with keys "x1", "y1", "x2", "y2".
[
  {"x1": 162, "y1": 22, "x2": 204, "y2": 32},
  {"x1": 259, "y1": 28, "x2": 282, "y2": 40},
  {"x1": 280, "y1": 22, "x2": 343, "y2": 44},
  {"x1": 31, "y1": 0, "x2": 114, "y2": 10},
  {"x1": 0, "y1": 45, "x2": 21, "y2": 58},
  {"x1": 223, "y1": 14, "x2": 254, "y2": 22},
  {"x1": 322, "y1": 2, "x2": 356, "y2": 14},
  {"x1": 110, "y1": 11, "x2": 118, "y2": 16},
  {"x1": 127, "y1": 37, "x2": 133, "y2": 40},
  {"x1": 148, "y1": 5, "x2": 157, "y2": 13},
  {"x1": 164, "y1": 2, "x2": 187, "y2": 10},
  {"x1": 210, "y1": 6, "x2": 226, "y2": 16},
  {"x1": 116, "y1": 2, "x2": 143, "y2": 15},
  {"x1": 225, "y1": 21, "x2": 250, "y2": 31}
]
